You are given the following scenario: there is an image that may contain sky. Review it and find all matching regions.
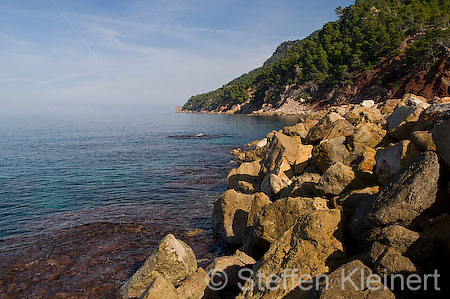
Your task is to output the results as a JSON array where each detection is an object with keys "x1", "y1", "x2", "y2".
[{"x1": 0, "y1": 0, "x2": 354, "y2": 115}]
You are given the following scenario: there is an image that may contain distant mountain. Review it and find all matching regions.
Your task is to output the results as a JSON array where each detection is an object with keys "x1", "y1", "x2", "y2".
[{"x1": 182, "y1": 0, "x2": 450, "y2": 114}]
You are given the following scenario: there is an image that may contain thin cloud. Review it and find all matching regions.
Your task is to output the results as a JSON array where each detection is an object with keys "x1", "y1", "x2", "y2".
[{"x1": 49, "y1": 0, "x2": 98, "y2": 64}]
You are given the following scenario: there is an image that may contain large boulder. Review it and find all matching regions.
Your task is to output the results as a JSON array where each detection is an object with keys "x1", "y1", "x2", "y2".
[
  {"x1": 336, "y1": 186, "x2": 380, "y2": 220},
  {"x1": 312, "y1": 136, "x2": 350, "y2": 172},
  {"x1": 283, "y1": 123, "x2": 308, "y2": 138},
  {"x1": 293, "y1": 144, "x2": 314, "y2": 174},
  {"x1": 213, "y1": 190, "x2": 271, "y2": 245},
  {"x1": 348, "y1": 122, "x2": 387, "y2": 149},
  {"x1": 294, "y1": 260, "x2": 395, "y2": 299},
  {"x1": 380, "y1": 99, "x2": 402, "y2": 115},
  {"x1": 252, "y1": 197, "x2": 328, "y2": 248},
  {"x1": 387, "y1": 105, "x2": 423, "y2": 140},
  {"x1": 141, "y1": 276, "x2": 179, "y2": 299},
  {"x1": 238, "y1": 210, "x2": 346, "y2": 299},
  {"x1": 120, "y1": 234, "x2": 197, "y2": 298},
  {"x1": 206, "y1": 250, "x2": 256, "y2": 288},
  {"x1": 227, "y1": 160, "x2": 262, "y2": 193},
  {"x1": 367, "y1": 225, "x2": 436, "y2": 269},
  {"x1": 398, "y1": 93, "x2": 430, "y2": 109},
  {"x1": 306, "y1": 112, "x2": 349, "y2": 144},
  {"x1": 351, "y1": 151, "x2": 440, "y2": 241},
  {"x1": 262, "y1": 131, "x2": 303, "y2": 177},
  {"x1": 280, "y1": 171, "x2": 321, "y2": 198},
  {"x1": 432, "y1": 111, "x2": 450, "y2": 167},
  {"x1": 344, "y1": 106, "x2": 384, "y2": 126},
  {"x1": 410, "y1": 130, "x2": 437, "y2": 152},
  {"x1": 374, "y1": 140, "x2": 419, "y2": 184},
  {"x1": 413, "y1": 103, "x2": 450, "y2": 131},
  {"x1": 345, "y1": 145, "x2": 377, "y2": 173},
  {"x1": 261, "y1": 173, "x2": 292, "y2": 197},
  {"x1": 176, "y1": 268, "x2": 209, "y2": 299},
  {"x1": 368, "y1": 242, "x2": 418, "y2": 275},
  {"x1": 315, "y1": 162, "x2": 356, "y2": 196}
]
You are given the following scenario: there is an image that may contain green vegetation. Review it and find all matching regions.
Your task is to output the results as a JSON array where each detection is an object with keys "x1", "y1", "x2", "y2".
[{"x1": 183, "y1": 0, "x2": 450, "y2": 111}]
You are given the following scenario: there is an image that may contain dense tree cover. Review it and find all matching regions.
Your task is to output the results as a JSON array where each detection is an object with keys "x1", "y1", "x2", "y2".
[{"x1": 183, "y1": 0, "x2": 450, "y2": 111}]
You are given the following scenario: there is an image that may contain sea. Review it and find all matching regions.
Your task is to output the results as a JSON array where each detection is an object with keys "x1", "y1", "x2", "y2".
[{"x1": 0, "y1": 112, "x2": 298, "y2": 297}]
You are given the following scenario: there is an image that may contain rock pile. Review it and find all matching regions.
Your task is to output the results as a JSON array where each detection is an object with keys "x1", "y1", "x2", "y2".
[{"x1": 120, "y1": 94, "x2": 450, "y2": 298}]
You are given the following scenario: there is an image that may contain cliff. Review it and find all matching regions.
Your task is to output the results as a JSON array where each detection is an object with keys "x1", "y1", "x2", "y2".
[{"x1": 182, "y1": 0, "x2": 450, "y2": 115}]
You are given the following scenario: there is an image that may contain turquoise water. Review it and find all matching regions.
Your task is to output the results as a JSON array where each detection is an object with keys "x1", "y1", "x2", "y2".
[{"x1": 0, "y1": 113, "x2": 298, "y2": 251}]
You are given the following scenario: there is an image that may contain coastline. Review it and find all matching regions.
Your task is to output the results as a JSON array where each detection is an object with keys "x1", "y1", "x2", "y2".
[{"x1": 123, "y1": 93, "x2": 450, "y2": 298}]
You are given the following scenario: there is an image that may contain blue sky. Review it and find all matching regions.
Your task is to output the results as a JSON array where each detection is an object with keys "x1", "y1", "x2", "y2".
[{"x1": 0, "y1": 0, "x2": 354, "y2": 114}]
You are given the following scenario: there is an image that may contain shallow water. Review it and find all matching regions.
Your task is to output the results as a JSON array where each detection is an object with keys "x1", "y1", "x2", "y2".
[{"x1": 0, "y1": 112, "x2": 298, "y2": 297}]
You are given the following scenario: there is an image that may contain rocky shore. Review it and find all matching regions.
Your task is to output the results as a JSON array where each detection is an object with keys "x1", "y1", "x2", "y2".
[{"x1": 123, "y1": 94, "x2": 450, "y2": 298}]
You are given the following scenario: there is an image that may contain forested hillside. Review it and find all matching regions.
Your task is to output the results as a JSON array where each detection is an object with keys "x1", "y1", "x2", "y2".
[{"x1": 183, "y1": 0, "x2": 450, "y2": 113}]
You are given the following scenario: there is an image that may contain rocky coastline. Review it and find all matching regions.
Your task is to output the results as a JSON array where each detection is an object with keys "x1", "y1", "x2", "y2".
[{"x1": 124, "y1": 94, "x2": 450, "y2": 298}]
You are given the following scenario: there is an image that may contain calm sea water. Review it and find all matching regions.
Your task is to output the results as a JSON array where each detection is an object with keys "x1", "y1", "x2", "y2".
[{"x1": 0, "y1": 113, "x2": 298, "y2": 252}]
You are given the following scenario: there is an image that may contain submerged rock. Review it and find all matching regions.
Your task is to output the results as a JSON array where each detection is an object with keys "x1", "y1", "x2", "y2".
[{"x1": 120, "y1": 234, "x2": 197, "y2": 298}]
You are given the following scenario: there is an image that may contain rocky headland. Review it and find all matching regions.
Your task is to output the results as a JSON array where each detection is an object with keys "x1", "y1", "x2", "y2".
[{"x1": 120, "y1": 94, "x2": 450, "y2": 298}]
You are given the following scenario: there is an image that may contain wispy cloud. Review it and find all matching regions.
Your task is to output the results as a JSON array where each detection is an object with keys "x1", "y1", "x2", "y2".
[{"x1": 0, "y1": 0, "x2": 353, "y2": 115}]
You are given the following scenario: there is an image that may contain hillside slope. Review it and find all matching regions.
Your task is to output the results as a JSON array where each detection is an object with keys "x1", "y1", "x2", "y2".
[{"x1": 182, "y1": 0, "x2": 450, "y2": 114}]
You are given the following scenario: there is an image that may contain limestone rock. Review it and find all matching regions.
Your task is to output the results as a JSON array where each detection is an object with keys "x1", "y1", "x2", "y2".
[
  {"x1": 141, "y1": 276, "x2": 179, "y2": 299},
  {"x1": 120, "y1": 234, "x2": 197, "y2": 298},
  {"x1": 325, "y1": 119, "x2": 355, "y2": 140},
  {"x1": 337, "y1": 186, "x2": 380, "y2": 220},
  {"x1": 262, "y1": 131, "x2": 302, "y2": 176},
  {"x1": 213, "y1": 190, "x2": 271, "y2": 245},
  {"x1": 261, "y1": 173, "x2": 292, "y2": 197},
  {"x1": 374, "y1": 140, "x2": 419, "y2": 184},
  {"x1": 398, "y1": 93, "x2": 430, "y2": 109},
  {"x1": 227, "y1": 160, "x2": 262, "y2": 193},
  {"x1": 361, "y1": 99, "x2": 376, "y2": 108},
  {"x1": 387, "y1": 105, "x2": 423, "y2": 140},
  {"x1": 252, "y1": 197, "x2": 328, "y2": 248},
  {"x1": 299, "y1": 260, "x2": 395, "y2": 299},
  {"x1": 175, "y1": 268, "x2": 209, "y2": 299},
  {"x1": 410, "y1": 130, "x2": 437, "y2": 151},
  {"x1": 368, "y1": 225, "x2": 436, "y2": 268},
  {"x1": 346, "y1": 145, "x2": 377, "y2": 173},
  {"x1": 280, "y1": 171, "x2": 322, "y2": 198},
  {"x1": 283, "y1": 123, "x2": 308, "y2": 138},
  {"x1": 256, "y1": 138, "x2": 268, "y2": 148},
  {"x1": 238, "y1": 210, "x2": 346, "y2": 299},
  {"x1": 306, "y1": 112, "x2": 346, "y2": 144},
  {"x1": 369, "y1": 243, "x2": 418, "y2": 275},
  {"x1": 293, "y1": 144, "x2": 313, "y2": 174},
  {"x1": 206, "y1": 250, "x2": 256, "y2": 287},
  {"x1": 432, "y1": 112, "x2": 450, "y2": 167},
  {"x1": 316, "y1": 162, "x2": 355, "y2": 196},
  {"x1": 348, "y1": 123, "x2": 387, "y2": 149},
  {"x1": 413, "y1": 103, "x2": 450, "y2": 131},
  {"x1": 351, "y1": 152, "x2": 440, "y2": 240},
  {"x1": 345, "y1": 106, "x2": 384, "y2": 126},
  {"x1": 312, "y1": 136, "x2": 350, "y2": 172},
  {"x1": 380, "y1": 99, "x2": 402, "y2": 115}
]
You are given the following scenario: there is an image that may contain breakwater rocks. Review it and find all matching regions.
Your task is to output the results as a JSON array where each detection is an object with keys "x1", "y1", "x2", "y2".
[{"x1": 121, "y1": 94, "x2": 450, "y2": 298}]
